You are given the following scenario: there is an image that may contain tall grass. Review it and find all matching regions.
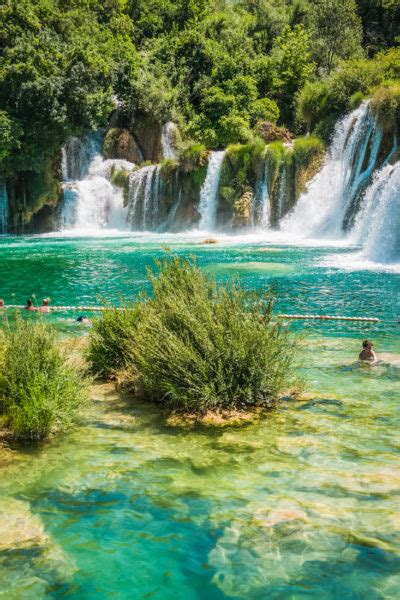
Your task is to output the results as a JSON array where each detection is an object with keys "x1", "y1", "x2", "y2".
[
  {"x1": 0, "y1": 320, "x2": 88, "y2": 441},
  {"x1": 89, "y1": 255, "x2": 298, "y2": 413},
  {"x1": 87, "y1": 303, "x2": 141, "y2": 378}
]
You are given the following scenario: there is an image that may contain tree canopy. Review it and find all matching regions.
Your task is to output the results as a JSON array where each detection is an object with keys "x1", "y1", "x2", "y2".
[{"x1": 0, "y1": 0, "x2": 399, "y2": 178}]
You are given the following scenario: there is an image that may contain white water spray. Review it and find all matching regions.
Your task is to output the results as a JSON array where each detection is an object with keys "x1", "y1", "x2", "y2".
[
  {"x1": 127, "y1": 165, "x2": 162, "y2": 230},
  {"x1": 282, "y1": 103, "x2": 381, "y2": 238},
  {"x1": 60, "y1": 133, "x2": 135, "y2": 231},
  {"x1": 351, "y1": 162, "x2": 400, "y2": 263},
  {"x1": 198, "y1": 151, "x2": 225, "y2": 231}
]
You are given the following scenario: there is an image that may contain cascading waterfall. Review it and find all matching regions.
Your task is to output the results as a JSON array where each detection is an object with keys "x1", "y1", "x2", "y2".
[
  {"x1": 282, "y1": 102, "x2": 382, "y2": 238},
  {"x1": 198, "y1": 151, "x2": 225, "y2": 231},
  {"x1": 0, "y1": 182, "x2": 9, "y2": 233},
  {"x1": 277, "y1": 167, "x2": 287, "y2": 222},
  {"x1": 161, "y1": 122, "x2": 179, "y2": 160},
  {"x1": 253, "y1": 154, "x2": 270, "y2": 228},
  {"x1": 61, "y1": 133, "x2": 135, "y2": 230},
  {"x1": 127, "y1": 165, "x2": 162, "y2": 231},
  {"x1": 350, "y1": 163, "x2": 400, "y2": 263}
]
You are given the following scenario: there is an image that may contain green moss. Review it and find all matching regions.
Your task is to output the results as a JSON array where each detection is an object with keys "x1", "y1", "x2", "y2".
[
  {"x1": 103, "y1": 128, "x2": 119, "y2": 159},
  {"x1": 370, "y1": 84, "x2": 400, "y2": 132},
  {"x1": 111, "y1": 167, "x2": 130, "y2": 205},
  {"x1": 179, "y1": 142, "x2": 209, "y2": 172},
  {"x1": 290, "y1": 136, "x2": 325, "y2": 199},
  {"x1": 265, "y1": 141, "x2": 285, "y2": 193}
]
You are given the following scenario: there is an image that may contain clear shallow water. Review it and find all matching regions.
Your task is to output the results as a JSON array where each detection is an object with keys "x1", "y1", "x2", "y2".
[{"x1": 0, "y1": 233, "x2": 399, "y2": 599}]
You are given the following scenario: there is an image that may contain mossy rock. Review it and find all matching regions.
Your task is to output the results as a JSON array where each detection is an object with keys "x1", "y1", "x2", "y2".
[
  {"x1": 104, "y1": 128, "x2": 142, "y2": 163},
  {"x1": 256, "y1": 121, "x2": 294, "y2": 143},
  {"x1": 370, "y1": 84, "x2": 400, "y2": 133},
  {"x1": 111, "y1": 167, "x2": 130, "y2": 205},
  {"x1": 233, "y1": 189, "x2": 253, "y2": 227},
  {"x1": 130, "y1": 113, "x2": 163, "y2": 162}
]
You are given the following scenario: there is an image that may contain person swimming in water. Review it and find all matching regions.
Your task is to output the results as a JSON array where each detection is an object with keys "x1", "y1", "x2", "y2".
[
  {"x1": 24, "y1": 299, "x2": 36, "y2": 311},
  {"x1": 38, "y1": 298, "x2": 51, "y2": 313},
  {"x1": 0, "y1": 299, "x2": 4, "y2": 308},
  {"x1": 359, "y1": 339, "x2": 377, "y2": 364}
]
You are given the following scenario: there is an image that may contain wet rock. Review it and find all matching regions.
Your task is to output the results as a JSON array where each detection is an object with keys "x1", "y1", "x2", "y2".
[{"x1": 103, "y1": 128, "x2": 142, "y2": 163}]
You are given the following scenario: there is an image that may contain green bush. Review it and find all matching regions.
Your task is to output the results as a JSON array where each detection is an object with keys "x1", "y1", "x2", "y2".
[
  {"x1": 88, "y1": 303, "x2": 141, "y2": 379},
  {"x1": 249, "y1": 98, "x2": 280, "y2": 126},
  {"x1": 0, "y1": 320, "x2": 88, "y2": 441},
  {"x1": 265, "y1": 141, "x2": 285, "y2": 191},
  {"x1": 125, "y1": 255, "x2": 297, "y2": 413}
]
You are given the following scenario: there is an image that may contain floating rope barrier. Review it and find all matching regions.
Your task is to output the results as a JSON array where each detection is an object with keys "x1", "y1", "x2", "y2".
[
  {"x1": 277, "y1": 314, "x2": 380, "y2": 322},
  {"x1": 0, "y1": 306, "x2": 394, "y2": 323}
]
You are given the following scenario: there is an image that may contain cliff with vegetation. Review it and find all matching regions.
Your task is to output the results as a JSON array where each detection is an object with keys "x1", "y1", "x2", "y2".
[{"x1": 0, "y1": 0, "x2": 399, "y2": 232}]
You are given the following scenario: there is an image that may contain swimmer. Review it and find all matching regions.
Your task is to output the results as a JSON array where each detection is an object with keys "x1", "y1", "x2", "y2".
[
  {"x1": 359, "y1": 339, "x2": 377, "y2": 364},
  {"x1": 76, "y1": 315, "x2": 91, "y2": 325},
  {"x1": 38, "y1": 298, "x2": 51, "y2": 313},
  {"x1": 0, "y1": 299, "x2": 4, "y2": 308},
  {"x1": 24, "y1": 299, "x2": 36, "y2": 311}
]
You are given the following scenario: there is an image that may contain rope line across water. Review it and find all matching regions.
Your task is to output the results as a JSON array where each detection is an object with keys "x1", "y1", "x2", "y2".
[{"x1": 1, "y1": 305, "x2": 395, "y2": 323}]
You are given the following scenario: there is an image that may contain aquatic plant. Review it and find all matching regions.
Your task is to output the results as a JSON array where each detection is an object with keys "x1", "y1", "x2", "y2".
[
  {"x1": 88, "y1": 303, "x2": 142, "y2": 379},
  {"x1": 0, "y1": 320, "x2": 88, "y2": 441},
  {"x1": 128, "y1": 255, "x2": 297, "y2": 412}
]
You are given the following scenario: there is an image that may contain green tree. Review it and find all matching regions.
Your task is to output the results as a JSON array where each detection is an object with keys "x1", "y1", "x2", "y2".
[{"x1": 309, "y1": 0, "x2": 363, "y2": 74}]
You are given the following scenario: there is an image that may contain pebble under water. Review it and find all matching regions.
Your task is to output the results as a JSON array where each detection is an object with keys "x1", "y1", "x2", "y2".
[{"x1": 0, "y1": 233, "x2": 399, "y2": 599}]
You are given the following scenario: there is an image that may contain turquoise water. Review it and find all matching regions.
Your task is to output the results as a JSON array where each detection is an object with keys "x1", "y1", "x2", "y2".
[{"x1": 0, "y1": 233, "x2": 399, "y2": 599}]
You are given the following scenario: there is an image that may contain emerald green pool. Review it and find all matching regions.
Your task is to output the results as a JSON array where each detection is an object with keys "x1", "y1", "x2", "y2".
[{"x1": 0, "y1": 233, "x2": 399, "y2": 599}]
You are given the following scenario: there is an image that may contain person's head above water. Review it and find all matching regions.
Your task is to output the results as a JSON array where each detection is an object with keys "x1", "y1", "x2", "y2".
[
  {"x1": 42, "y1": 298, "x2": 49, "y2": 306},
  {"x1": 362, "y1": 339, "x2": 373, "y2": 349},
  {"x1": 0, "y1": 299, "x2": 4, "y2": 307},
  {"x1": 25, "y1": 299, "x2": 33, "y2": 308}
]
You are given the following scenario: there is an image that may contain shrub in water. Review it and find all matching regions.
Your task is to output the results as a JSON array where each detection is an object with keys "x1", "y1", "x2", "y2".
[
  {"x1": 127, "y1": 255, "x2": 297, "y2": 413},
  {"x1": 88, "y1": 303, "x2": 141, "y2": 378},
  {"x1": 0, "y1": 320, "x2": 88, "y2": 441}
]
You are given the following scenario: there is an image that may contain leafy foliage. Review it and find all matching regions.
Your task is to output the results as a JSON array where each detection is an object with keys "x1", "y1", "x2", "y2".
[
  {"x1": 0, "y1": 319, "x2": 88, "y2": 440},
  {"x1": 0, "y1": 0, "x2": 399, "y2": 179},
  {"x1": 89, "y1": 255, "x2": 298, "y2": 413}
]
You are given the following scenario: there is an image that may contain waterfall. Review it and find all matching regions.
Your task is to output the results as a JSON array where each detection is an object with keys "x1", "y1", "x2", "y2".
[
  {"x1": 253, "y1": 155, "x2": 270, "y2": 228},
  {"x1": 161, "y1": 122, "x2": 178, "y2": 160},
  {"x1": 127, "y1": 165, "x2": 161, "y2": 231},
  {"x1": 351, "y1": 163, "x2": 400, "y2": 263},
  {"x1": 0, "y1": 182, "x2": 9, "y2": 233},
  {"x1": 277, "y1": 167, "x2": 287, "y2": 222},
  {"x1": 60, "y1": 132, "x2": 135, "y2": 231},
  {"x1": 198, "y1": 151, "x2": 225, "y2": 231},
  {"x1": 282, "y1": 102, "x2": 382, "y2": 238}
]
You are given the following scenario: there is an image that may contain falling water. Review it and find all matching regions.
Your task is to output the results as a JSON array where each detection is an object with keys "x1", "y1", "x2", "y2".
[
  {"x1": 161, "y1": 122, "x2": 179, "y2": 160},
  {"x1": 60, "y1": 133, "x2": 135, "y2": 230},
  {"x1": 198, "y1": 151, "x2": 225, "y2": 231},
  {"x1": 277, "y1": 167, "x2": 287, "y2": 223},
  {"x1": 282, "y1": 102, "x2": 382, "y2": 238},
  {"x1": 127, "y1": 165, "x2": 161, "y2": 230},
  {"x1": 351, "y1": 163, "x2": 400, "y2": 263},
  {"x1": 0, "y1": 182, "x2": 9, "y2": 233},
  {"x1": 253, "y1": 154, "x2": 270, "y2": 228}
]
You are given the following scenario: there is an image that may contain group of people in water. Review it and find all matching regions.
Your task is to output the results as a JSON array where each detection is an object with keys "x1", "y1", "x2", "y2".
[{"x1": 0, "y1": 298, "x2": 91, "y2": 324}]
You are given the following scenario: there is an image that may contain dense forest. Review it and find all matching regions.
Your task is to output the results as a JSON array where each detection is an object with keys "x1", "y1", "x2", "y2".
[{"x1": 0, "y1": 0, "x2": 399, "y2": 181}]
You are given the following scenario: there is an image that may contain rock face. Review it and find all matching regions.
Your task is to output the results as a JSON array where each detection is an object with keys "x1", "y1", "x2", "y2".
[
  {"x1": 256, "y1": 121, "x2": 294, "y2": 143},
  {"x1": 103, "y1": 128, "x2": 143, "y2": 164},
  {"x1": 233, "y1": 189, "x2": 253, "y2": 228},
  {"x1": 130, "y1": 113, "x2": 163, "y2": 163},
  {"x1": 7, "y1": 155, "x2": 62, "y2": 233}
]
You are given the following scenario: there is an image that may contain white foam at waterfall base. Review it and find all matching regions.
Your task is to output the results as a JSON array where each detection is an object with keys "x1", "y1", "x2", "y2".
[
  {"x1": 61, "y1": 133, "x2": 135, "y2": 232},
  {"x1": 0, "y1": 182, "x2": 9, "y2": 233},
  {"x1": 282, "y1": 102, "x2": 381, "y2": 239},
  {"x1": 198, "y1": 151, "x2": 225, "y2": 231}
]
